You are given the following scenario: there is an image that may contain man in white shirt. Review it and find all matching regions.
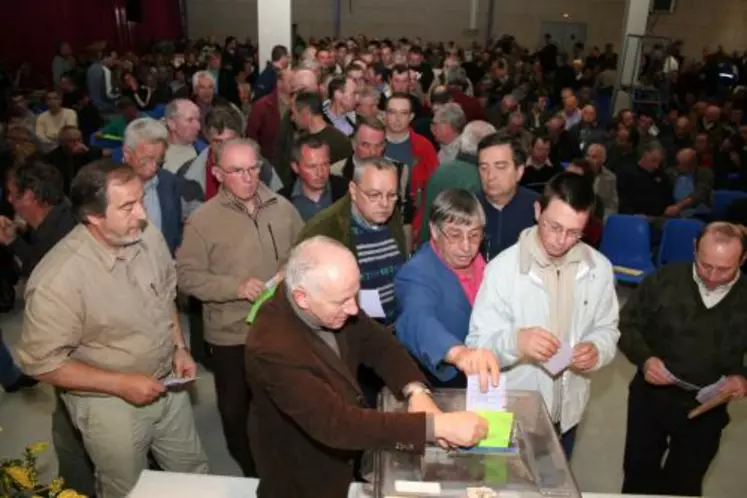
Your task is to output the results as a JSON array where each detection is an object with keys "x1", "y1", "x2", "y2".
[
  {"x1": 35, "y1": 90, "x2": 78, "y2": 149},
  {"x1": 467, "y1": 172, "x2": 620, "y2": 458}
]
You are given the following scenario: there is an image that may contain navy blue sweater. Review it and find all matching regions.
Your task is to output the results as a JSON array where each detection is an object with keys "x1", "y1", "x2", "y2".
[{"x1": 480, "y1": 187, "x2": 540, "y2": 261}]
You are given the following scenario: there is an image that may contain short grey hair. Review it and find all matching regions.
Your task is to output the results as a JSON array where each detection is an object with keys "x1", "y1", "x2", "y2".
[
  {"x1": 285, "y1": 235, "x2": 351, "y2": 295},
  {"x1": 216, "y1": 138, "x2": 261, "y2": 167},
  {"x1": 458, "y1": 121, "x2": 497, "y2": 156},
  {"x1": 164, "y1": 98, "x2": 192, "y2": 120},
  {"x1": 444, "y1": 67, "x2": 469, "y2": 90},
  {"x1": 433, "y1": 103, "x2": 467, "y2": 133},
  {"x1": 296, "y1": 58, "x2": 321, "y2": 73},
  {"x1": 430, "y1": 188, "x2": 486, "y2": 230},
  {"x1": 352, "y1": 156, "x2": 399, "y2": 184},
  {"x1": 359, "y1": 85, "x2": 381, "y2": 104},
  {"x1": 123, "y1": 118, "x2": 168, "y2": 150},
  {"x1": 192, "y1": 70, "x2": 216, "y2": 89}
]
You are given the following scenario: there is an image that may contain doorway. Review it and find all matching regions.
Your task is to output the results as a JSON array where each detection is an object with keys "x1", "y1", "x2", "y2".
[{"x1": 539, "y1": 21, "x2": 588, "y2": 55}]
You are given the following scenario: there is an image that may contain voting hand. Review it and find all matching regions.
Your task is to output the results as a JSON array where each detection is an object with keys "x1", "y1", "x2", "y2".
[
  {"x1": 643, "y1": 357, "x2": 675, "y2": 385},
  {"x1": 517, "y1": 327, "x2": 560, "y2": 363},
  {"x1": 717, "y1": 375, "x2": 747, "y2": 399},
  {"x1": 433, "y1": 412, "x2": 488, "y2": 448},
  {"x1": 116, "y1": 372, "x2": 166, "y2": 406},
  {"x1": 407, "y1": 391, "x2": 441, "y2": 416},
  {"x1": 446, "y1": 345, "x2": 500, "y2": 392},
  {"x1": 571, "y1": 342, "x2": 599, "y2": 371},
  {"x1": 237, "y1": 278, "x2": 265, "y2": 301}
]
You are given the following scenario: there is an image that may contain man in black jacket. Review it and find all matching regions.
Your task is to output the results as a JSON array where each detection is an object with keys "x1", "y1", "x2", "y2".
[{"x1": 618, "y1": 222, "x2": 747, "y2": 497}]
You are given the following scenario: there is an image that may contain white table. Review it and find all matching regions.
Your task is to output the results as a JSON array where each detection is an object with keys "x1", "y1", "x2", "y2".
[{"x1": 129, "y1": 470, "x2": 692, "y2": 498}]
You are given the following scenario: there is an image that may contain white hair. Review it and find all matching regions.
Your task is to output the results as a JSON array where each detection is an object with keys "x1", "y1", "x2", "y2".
[
  {"x1": 192, "y1": 70, "x2": 216, "y2": 89},
  {"x1": 123, "y1": 117, "x2": 168, "y2": 150},
  {"x1": 216, "y1": 137, "x2": 261, "y2": 167},
  {"x1": 285, "y1": 236, "x2": 351, "y2": 295},
  {"x1": 458, "y1": 121, "x2": 497, "y2": 156},
  {"x1": 164, "y1": 98, "x2": 195, "y2": 120},
  {"x1": 433, "y1": 103, "x2": 467, "y2": 133},
  {"x1": 352, "y1": 157, "x2": 399, "y2": 184}
]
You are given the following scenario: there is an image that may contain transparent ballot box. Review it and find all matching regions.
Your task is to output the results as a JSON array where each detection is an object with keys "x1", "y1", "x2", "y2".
[{"x1": 374, "y1": 389, "x2": 581, "y2": 498}]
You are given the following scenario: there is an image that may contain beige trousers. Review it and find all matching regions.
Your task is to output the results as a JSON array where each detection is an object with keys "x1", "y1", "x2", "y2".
[{"x1": 63, "y1": 390, "x2": 210, "y2": 498}]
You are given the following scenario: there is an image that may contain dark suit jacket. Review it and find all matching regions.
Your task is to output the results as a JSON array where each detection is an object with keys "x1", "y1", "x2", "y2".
[
  {"x1": 246, "y1": 285, "x2": 428, "y2": 498},
  {"x1": 155, "y1": 168, "x2": 183, "y2": 255}
]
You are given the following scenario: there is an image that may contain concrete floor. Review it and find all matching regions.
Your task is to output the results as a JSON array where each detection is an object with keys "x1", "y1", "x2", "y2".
[{"x1": 0, "y1": 288, "x2": 745, "y2": 497}]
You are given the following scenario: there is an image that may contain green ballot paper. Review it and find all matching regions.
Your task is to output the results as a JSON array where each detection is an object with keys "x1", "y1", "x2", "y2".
[
  {"x1": 483, "y1": 456, "x2": 508, "y2": 484},
  {"x1": 246, "y1": 285, "x2": 277, "y2": 324},
  {"x1": 99, "y1": 134, "x2": 123, "y2": 141},
  {"x1": 476, "y1": 410, "x2": 514, "y2": 449}
]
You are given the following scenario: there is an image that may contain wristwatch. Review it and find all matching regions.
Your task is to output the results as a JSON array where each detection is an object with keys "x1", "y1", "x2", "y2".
[{"x1": 402, "y1": 382, "x2": 432, "y2": 400}]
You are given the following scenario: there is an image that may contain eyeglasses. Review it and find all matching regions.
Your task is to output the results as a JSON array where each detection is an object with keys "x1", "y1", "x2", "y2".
[
  {"x1": 136, "y1": 156, "x2": 165, "y2": 168},
  {"x1": 221, "y1": 163, "x2": 261, "y2": 177},
  {"x1": 438, "y1": 226, "x2": 484, "y2": 245},
  {"x1": 359, "y1": 189, "x2": 398, "y2": 204},
  {"x1": 541, "y1": 219, "x2": 584, "y2": 241}
]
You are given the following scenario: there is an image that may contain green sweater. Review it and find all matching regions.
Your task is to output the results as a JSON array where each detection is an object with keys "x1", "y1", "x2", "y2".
[
  {"x1": 619, "y1": 263, "x2": 747, "y2": 392},
  {"x1": 418, "y1": 155, "x2": 482, "y2": 244}
]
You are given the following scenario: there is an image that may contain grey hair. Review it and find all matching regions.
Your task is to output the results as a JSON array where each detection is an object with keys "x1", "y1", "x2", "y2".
[
  {"x1": 430, "y1": 188, "x2": 486, "y2": 231},
  {"x1": 352, "y1": 156, "x2": 399, "y2": 184},
  {"x1": 444, "y1": 67, "x2": 469, "y2": 90},
  {"x1": 458, "y1": 120, "x2": 497, "y2": 156},
  {"x1": 285, "y1": 235, "x2": 351, "y2": 295},
  {"x1": 296, "y1": 58, "x2": 321, "y2": 73},
  {"x1": 359, "y1": 85, "x2": 381, "y2": 104},
  {"x1": 216, "y1": 138, "x2": 261, "y2": 167},
  {"x1": 641, "y1": 139, "x2": 665, "y2": 157},
  {"x1": 164, "y1": 98, "x2": 192, "y2": 120},
  {"x1": 123, "y1": 118, "x2": 168, "y2": 150},
  {"x1": 433, "y1": 103, "x2": 467, "y2": 133},
  {"x1": 192, "y1": 70, "x2": 216, "y2": 89}
]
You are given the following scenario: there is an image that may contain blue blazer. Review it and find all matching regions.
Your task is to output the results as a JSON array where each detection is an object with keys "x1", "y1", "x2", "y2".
[
  {"x1": 156, "y1": 168, "x2": 183, "y2": 255},
  {"x1": 394, "y1": 243, "x2": 473, "y2": 384}
]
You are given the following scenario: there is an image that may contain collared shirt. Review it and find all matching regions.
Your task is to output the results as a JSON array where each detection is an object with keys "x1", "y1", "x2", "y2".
[
  {"x1": 693, "y1": 264, "x2": 740, "y2": 309},
  {"x1": 290, "y1": 179, "x2": 333, "y2": 221},
  {"x1": 430, "y1": 241, "x2": 486, "y2": 305},
  {"x1": 18, "y1": 224, "x2": 177, "y2": 386},
  {"x1": 437, "y1": 139, "x2": 460, "y2": 164},
  {"x1": 143, "y1": 175, "x2": 162, "y2": 231},
  {"x1": 324, "y1": 101, "x2": 355, "y2": 137},
  {"x1": 286, "y1": 287, "x2": 340, "y2": 357}
]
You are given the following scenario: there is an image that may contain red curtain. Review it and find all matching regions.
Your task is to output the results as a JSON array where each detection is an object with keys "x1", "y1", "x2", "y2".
[{"x1": 0, "y1": 0, "x2": 183, "y2": 85}]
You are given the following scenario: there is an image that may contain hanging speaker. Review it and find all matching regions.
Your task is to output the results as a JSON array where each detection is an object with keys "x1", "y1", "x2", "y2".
[{"x1": 126, "y1": 0, "x2": 144, "y2": 23}]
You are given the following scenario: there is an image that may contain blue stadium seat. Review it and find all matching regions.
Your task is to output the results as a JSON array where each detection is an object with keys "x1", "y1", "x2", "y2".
[
  {"x1": 712, "y1": 190, "x2": 747, "y2": 219},
  {"x1": 599, "y1": 215, "x2": 656, "y2": 284},
  {"x1": 656, "y1": 218, "x2": 705, "y2": 267}
]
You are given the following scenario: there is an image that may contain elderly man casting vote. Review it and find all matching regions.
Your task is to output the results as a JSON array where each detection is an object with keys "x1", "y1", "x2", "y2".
[
  {"x1": 395, "y1": 188, "x2": 500, "y2": 389},
  {"x1": 246, "y1": 236, "x2": 489, "y2": 498}
]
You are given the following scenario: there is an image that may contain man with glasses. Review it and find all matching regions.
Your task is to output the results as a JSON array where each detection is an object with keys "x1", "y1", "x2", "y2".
[
  {"x1": 395, "y1": 188, "x2": 500, "y2": 389},
  {"x1": 618, "y1": 222, "x2": 747, "y2": 497},
  {"x1": 123, "y1": 118, "x2": 183, "y2": 255},
  {"x1": 467, "y1": 172, "x2": 620, "y2": 458},
  {"x1": 177, "y1": 138, "x2": 303, "y2": 477}
]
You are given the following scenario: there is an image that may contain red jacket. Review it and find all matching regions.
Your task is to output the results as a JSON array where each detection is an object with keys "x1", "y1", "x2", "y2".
[
  {"x1": 245, "y1": 90, "x2": 281, "y2": 161},
  {"x1": 408, "y1": 130, "x2": 439, "y2": 241}
]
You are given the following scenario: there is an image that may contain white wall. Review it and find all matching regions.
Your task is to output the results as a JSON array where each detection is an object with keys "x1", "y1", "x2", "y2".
[{"x1": 186, "y1": 0, "x2": 747, "y2": 59}]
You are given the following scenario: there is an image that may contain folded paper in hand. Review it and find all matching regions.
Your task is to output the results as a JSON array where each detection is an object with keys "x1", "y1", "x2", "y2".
[
  {"x1": 543, "y1": 342, "x2": 573, "y2": 376},
  {"x1": 358, "y1": 289, "x2": 386, "y2": 318},
  {"x1": 163, "y1": 377, "x2": 198, "y2": 388},
  {"x1": 466, "y1": 374, "x2": 506, "y2": 412},
  {"x1": 696, "y1": 376, "x2": 727, "y2": 404}
]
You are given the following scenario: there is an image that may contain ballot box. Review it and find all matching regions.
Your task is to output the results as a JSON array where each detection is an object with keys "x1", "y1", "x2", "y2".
[{"x1": 374, "y1": 389, "x2": 581, "y2": 498}]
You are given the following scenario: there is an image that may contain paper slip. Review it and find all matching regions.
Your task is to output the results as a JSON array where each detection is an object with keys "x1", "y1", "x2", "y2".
[
  {"x1": 245, "y1": 283, "x2": 278, "y2": 324},
  {"x1": 466, "y1": 374, "x2": 506, "y2": 412},
  {"x1": 358, "y1": 289, "x2": 386, "y2": 318},
  {"x1": 163, "y1": 377, "x2": 198, "y2": 388},
  {"x1": 543, "y1": 342, "x2": 573, "y2": 376},
  {"x1": 264, "y1": 275, "x2": 279, "y2": 290},
  {"x1": 476, "y1": 410, "x2": 515, "y2": 449},
  {"x1": 663, "y1": 366, "x2": 701, "y2": 391},
  {"x1": 394, "y1": 481, "x2": 441, "y2": 495},
  {"x1": 696, "y1": 376, "x2": 727, "y2": 404}
]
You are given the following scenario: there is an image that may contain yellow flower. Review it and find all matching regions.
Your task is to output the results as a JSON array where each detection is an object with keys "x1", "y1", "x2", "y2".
[
  {"x1": 27, "y1": 441, "x2": 49, "y2": 456},
  {"x1": 50, "y1": 477, "x2": 65, "y2": 494},
  {"x1": 57, "y1": 490, "x2": 88, "y2": 498},
  {"x1": 6, "y1": 465, "x2": 34, "y2": 489}
]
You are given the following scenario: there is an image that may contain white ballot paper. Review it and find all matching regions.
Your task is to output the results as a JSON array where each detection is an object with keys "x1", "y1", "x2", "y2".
[
  {"x1": 662, "y1": 366, "x2": 701, "y2": 391},
  {"x1": 358, "y1": 289, "x2": 386, "y2": 318},
  {"x1": 543, "y1": 343, "x2": 574, "y2": 376},
  {"x1": 163, "y1": 377, "x2": 198, "y2": 388},
  {"x1": 696, "y1": 376, "x2": 727, "y2": 404},
  {"x1": 466, "y1": 374, "x2": 506, "y2": 412}
]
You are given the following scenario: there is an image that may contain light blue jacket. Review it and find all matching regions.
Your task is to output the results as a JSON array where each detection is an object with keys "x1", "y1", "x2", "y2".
[{"x1": 466, "y1": 232, "x2": 620, "y2": 432}]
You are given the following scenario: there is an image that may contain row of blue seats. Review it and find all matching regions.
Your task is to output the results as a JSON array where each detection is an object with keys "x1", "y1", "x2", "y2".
[{"x1": 601, "y1": 188, "x2": 747, "y2": 284}]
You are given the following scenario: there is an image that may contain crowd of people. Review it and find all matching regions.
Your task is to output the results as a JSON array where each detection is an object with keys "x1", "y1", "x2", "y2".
[{"x1": 0, "y1": 31, "x2": 747, "y2": 498}]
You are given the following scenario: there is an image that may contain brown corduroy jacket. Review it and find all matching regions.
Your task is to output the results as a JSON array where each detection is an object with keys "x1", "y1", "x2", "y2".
[{"x1": 245, "y1": 285, "x2": 428, "y2": 498}]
